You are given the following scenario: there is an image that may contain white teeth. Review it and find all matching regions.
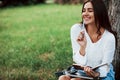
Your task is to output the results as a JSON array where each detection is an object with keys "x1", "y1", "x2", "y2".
[
  {"x1": 84, "y1": 18, "x2": 89, "y2": 20},
  {"x1": 85, "y1": 17, "x2": 89, "y2": 18},
  {"x1": 84, "y1": 17, "x2": 90, "y2": 19}
]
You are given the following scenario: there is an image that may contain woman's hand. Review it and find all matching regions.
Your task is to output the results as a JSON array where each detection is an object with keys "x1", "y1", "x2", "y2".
[
  {"x1": 77, "y1": 31, "x2": 87, "y2": 48},
  {"x1": 84, "y1": 66, "x2": 100, "y2": 78},
  {"x1": 77, "y1": 31, "x2": 87, "y2": 56}
]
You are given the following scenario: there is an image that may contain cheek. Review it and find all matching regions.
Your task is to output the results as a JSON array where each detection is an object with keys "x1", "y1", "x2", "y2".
[
  {"x1": 91, "y1": 16, "x2": 95, "y2": 21},
  {"x1": 90, "y1": 13, "x2": 95, "y2": 19}
]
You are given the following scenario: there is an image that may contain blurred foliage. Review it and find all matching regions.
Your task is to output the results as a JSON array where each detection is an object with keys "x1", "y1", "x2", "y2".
[
  {"x1": 54, "y1": 0, "x2": 85, "y2": 4},
  {"x1": 0, "y1": 0, "x2": 46, "y2": 7}
]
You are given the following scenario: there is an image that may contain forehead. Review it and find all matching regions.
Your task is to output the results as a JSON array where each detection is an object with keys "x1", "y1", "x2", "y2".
[{"x1": 84, "y1": 2, "x2": 93, "y2": 8}]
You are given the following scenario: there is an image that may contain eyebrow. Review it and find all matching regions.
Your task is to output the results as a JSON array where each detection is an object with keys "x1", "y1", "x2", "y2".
[{"x1": 83, "y1": 8, "x2": 93, "y2": 10}]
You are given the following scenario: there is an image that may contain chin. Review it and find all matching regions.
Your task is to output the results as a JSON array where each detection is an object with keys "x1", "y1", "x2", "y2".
[
  {"x1": 83, "y1": 21, "x2": 93, "y2": 25},
  {"x1": 83, "y1": 22, "x2": 90, "y2": 25}
]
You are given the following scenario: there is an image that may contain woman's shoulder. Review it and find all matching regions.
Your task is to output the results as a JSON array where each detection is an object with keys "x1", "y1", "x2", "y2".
[
  {"x1": 71, "y1": 23, "x2": 83, "y2": 31},
  {"x1": 104, "y1": 30, "x2": 115, "y2": 42}
]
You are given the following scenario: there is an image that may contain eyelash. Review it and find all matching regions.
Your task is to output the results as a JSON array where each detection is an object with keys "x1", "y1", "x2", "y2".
[
  {"x1": 82, "y1": 10, "x2": 93, "y2": 12},
  {"x1": 89, "y1": 11, "x2": 93, "y2": 12}
]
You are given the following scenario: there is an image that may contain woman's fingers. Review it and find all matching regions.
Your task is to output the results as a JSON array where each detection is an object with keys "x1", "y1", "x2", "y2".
[
  {"x1": 77, "y1": 31, "x2": 87, "y2": 48},
  {"x1": 78, "y1": 31, "x2": 84, "y2": 41},
  {"x1": 84, "y1": 66, "x2": 94, "y2": 77},
  {"x1": 84, "y1": 66, "x2": 92, "y2": 72}
]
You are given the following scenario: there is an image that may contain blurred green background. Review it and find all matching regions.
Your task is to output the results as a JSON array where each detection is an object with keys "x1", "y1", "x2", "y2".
[{"x1": 0, "y1": 0, "x2": 82, "y2": 80}]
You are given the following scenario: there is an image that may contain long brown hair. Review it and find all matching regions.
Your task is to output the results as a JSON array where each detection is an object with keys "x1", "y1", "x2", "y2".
[{"x1": 82, "y1": 0, "x2": 117, "y2": 44}]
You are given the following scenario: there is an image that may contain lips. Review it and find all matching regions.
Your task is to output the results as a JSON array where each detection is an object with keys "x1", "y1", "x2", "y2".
[{"x1": 83, "y1": 17, "x2": 91, "y2": 21}]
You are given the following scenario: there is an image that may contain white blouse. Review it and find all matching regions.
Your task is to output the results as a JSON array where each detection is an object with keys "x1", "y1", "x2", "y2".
[{"x1": 70, "y1": 23, "x2": 115, "y2": 77}]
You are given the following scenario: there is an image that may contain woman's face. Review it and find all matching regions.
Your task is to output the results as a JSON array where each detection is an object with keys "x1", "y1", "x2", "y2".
[{"x1": 82, "y1": 2, "x2": 95, "y2": 25}]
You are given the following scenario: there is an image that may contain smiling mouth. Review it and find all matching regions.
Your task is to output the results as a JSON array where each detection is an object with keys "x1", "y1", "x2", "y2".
[{"x1": 84, "y1": 18, "x2": 90, "y2": 21}]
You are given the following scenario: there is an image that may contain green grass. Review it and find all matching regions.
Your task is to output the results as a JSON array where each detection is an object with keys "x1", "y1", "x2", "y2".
[{"x1": 0, "y1": 4, "x2": 82, "y2": 80}]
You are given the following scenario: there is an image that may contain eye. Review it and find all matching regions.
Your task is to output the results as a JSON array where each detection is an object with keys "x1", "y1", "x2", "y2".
[
  {"x1": 89, "y1": 10, "x2": 93, "y2": 12},
  {"x1": 88, "y1": 9, "x2": 94, "y2": 12},
  {"x1": 82, "y1": 9, "x2": 86, "y2": 12}
]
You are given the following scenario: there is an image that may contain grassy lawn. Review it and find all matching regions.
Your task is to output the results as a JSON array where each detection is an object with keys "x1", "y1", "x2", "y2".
[{"x1": 0, "y1": 4, "x2": 82, "y2": 80}]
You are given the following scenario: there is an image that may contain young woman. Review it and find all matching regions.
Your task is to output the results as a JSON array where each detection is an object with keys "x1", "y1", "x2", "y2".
[{"x1": 58, "y1": 0, "x2": 116, "y2": 80}]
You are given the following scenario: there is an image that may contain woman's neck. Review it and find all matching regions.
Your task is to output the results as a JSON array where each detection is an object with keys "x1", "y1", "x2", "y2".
[
  {"x1": 86, "y1": 24, "x2": 97, "y2": 35},
  {"x1": 85, "y1": 23, "x2": 105, "y2": 43}
]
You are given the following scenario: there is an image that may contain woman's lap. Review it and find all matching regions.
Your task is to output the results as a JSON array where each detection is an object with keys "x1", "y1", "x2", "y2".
[{"x1": 100, "y1": 64, "x2": 115, "y2": 80}]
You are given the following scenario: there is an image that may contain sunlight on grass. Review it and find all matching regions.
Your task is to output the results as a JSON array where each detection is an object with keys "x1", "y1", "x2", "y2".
[{"x1": 38, "y1": 52, "x2": 55, "y2": 61}]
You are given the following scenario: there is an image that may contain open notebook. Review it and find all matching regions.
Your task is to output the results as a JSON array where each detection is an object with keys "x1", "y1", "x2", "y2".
[{"x1": 64, "y1": 63, "x2": 108, "y2": 79}]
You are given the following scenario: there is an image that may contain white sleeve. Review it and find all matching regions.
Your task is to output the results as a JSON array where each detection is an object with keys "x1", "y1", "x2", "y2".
[
  {"x1": 70, "y1": 24, "x2": 87, "y2": 66},
  {"x1": 98, "y1": 34, "x2": 115, "y2": 77}
]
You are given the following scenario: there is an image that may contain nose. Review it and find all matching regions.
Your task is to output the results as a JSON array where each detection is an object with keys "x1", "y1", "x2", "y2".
[{"x1": 83, "y1": 10, "x2": 88, "y2": 15}]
